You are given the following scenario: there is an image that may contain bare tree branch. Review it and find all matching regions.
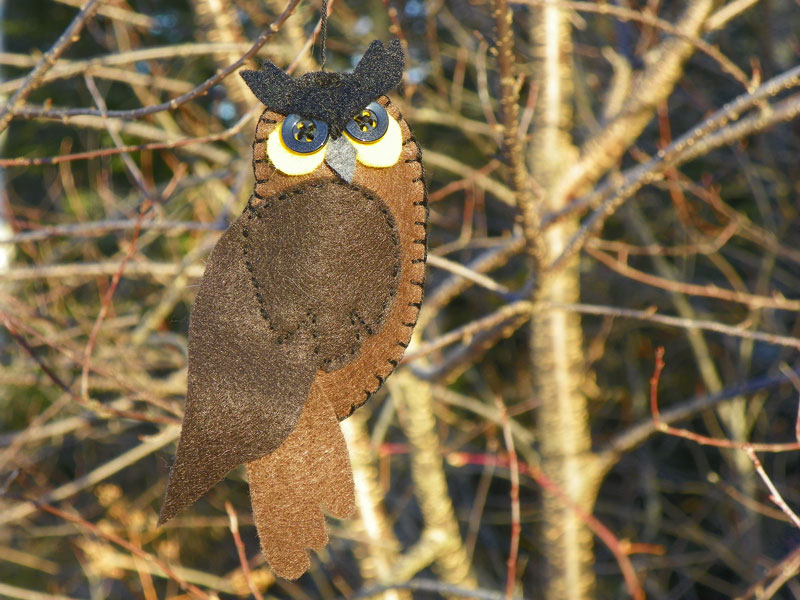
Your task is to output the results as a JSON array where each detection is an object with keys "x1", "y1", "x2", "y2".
[{"x1": 0, "y1": 0, "x2": 103, "y2": 132}]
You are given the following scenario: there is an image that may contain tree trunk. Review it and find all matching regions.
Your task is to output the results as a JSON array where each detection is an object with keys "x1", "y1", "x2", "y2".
[
  {"x1": 391, "y1": 372, "x2": 478, "y2": 589},
  {"x1": 528, "y1": 5, "x2": 600, "y2": 598}
]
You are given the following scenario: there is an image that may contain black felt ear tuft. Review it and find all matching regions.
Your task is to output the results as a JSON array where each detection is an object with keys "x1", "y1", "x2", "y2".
[
  {"x1": 353, "y1": 39, "x2": 404, "y2": 99},
  {"x1": 240, "y1": 62, "x2": 295, "y2": 113}
]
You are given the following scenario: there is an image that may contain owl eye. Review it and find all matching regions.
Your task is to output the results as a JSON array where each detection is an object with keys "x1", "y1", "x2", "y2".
[
  {"x1": 281, "y1": 115, "x2": 329, "y2": 153},
  {"x1": 345, "y1": 102, "x2": 389, "y2": 143},
  {"x1": 267, "y1": 115, "x2": 329, "y2": 176},
  {"x1": 344, "y1": 103, "x2": 403, "y2": 168}
]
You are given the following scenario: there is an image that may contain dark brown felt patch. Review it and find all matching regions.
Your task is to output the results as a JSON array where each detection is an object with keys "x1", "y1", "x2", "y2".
[
  {"x1": 244, "y1": 180, "x2": 400, "y2": 372},
  {"x1": 159, "y1": 180, "x2": 402, "y2": 524}
]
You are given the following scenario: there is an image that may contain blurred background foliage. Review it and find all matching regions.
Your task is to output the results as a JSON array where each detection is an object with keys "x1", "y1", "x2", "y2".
[{"x1": 2, "y1": 0, "x2": 800, "y2": 599}]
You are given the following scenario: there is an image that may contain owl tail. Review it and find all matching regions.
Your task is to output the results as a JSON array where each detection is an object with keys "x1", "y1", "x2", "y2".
[{"x1": 245, "y1": 381, "x2": 356, "y2": 580}]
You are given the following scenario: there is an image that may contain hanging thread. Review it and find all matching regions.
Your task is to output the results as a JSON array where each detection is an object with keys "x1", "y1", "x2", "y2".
[{"x1": 320, "y1": 0, "x2": 328, "y2": 70}]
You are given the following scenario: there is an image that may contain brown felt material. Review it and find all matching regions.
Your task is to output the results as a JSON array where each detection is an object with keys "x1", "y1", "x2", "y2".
[
  {"x1": 250, "y1": 98, "x2": 427, "y2": 420},
  {"x1": 161, "y1": 45, "x2": 426, "y2": 579},
  {"x1": 246, "y1": 381, "x2": 355, "y2": 580},
  {"x1": 159, "y1": 179, "x2": 403, "y2": 524}
]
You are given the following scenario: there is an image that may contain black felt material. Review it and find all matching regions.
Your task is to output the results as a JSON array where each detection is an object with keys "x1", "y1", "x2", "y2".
[
  {"x1": 240, "y1": 39, "x2": 404, "y2": 136},
  {"x1": 159, "y1": 180, "x2": 400, "y2": 524}
]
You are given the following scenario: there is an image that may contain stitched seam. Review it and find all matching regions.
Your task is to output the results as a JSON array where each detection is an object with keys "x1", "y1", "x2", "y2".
[
  {"x1": 245, "y1": 203, "x2": 323, "y2": 346},
  {"x1": 258, "y1": 180, "x2": 400, "y2": 376},
  {"x1": 242, "y1": 213, "x2": 275, "y2": 334}
]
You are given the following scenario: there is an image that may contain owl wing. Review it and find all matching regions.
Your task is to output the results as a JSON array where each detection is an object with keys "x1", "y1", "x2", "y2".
[
  {"x1": 160, "y1": 181, "x2": 400, "y2": 528},
  {"x1": 158, "y1": 215, "x2": 318, "y2": 525}
]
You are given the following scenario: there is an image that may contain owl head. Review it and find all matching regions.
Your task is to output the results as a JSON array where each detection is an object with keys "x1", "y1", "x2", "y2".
[{"x1": 240, "y1": 39, "x2": 406, "y2": 184}]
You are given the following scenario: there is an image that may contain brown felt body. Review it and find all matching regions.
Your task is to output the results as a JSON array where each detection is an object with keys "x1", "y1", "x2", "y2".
[
  {"x1": 160, "y1": 178, "x2": 405, "y2": 524},
  {"x1": 252, "y1": 97, "x2": 427, "y2": 418},
  {"x1": 246, "y1": 381, "x2": 355, "y2": 579},
  {"x1": 161, "y1": 95, "x2": 426, "y2": 579}
]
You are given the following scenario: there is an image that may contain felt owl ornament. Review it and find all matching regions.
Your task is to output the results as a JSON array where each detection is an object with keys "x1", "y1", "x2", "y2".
[{"x1": 158, "y1": 39, "x2": 426, "y2": 580}]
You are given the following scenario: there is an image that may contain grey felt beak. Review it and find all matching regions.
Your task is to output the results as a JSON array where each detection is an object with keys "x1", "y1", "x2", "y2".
[{"x1": 325, "y1": 136, "x2": 357, "y2": 183}]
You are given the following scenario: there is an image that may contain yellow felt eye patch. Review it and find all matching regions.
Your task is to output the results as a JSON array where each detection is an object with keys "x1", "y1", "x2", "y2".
[
  {"x1": 344, "y1": 115, "x2": 402, "y2": 168},
  {"x1": 267, "y1": 125, "x2": 326, "y2": 176},
  {"x1": 267, "y1": 114, "x2": 402, "y2": 176}
]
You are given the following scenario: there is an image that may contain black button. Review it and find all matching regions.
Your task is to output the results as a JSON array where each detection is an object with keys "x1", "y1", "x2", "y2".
[
  {"x1": 281, "y1": 115, "x2": 329, "y2": 153},
  {"x1": 345, "y1": 102, "x2": 389, "y2": 143}
]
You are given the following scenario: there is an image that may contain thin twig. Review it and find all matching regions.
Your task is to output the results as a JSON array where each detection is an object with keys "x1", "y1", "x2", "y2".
[
  {"x1": 493, "y1": 397, "x2": 520, "y2": 600},
  {"x1": 417, "y1": 313, "x2": 529, "y2": 382},
  {"x1": 0, "y1": 43, "x2": 265, "y2": 94},
  {"x1": 587, "y1": 218, "x2": 738, "y2": 257},
  {"x1": 523, "y1": 461, "x2": 645, "y2": 600},
  {"x1": 1, "y1": 261, "x2": 208, "y2": 281},
  {"x1": 424, "y1": 150, "x2": 516, "y2": 205},
  {"x1": 284, "y1": 0, "x2": 335, "y2": 74},
  {"x1": 650, "y1": 348, "x2": 800, "y2": 452},
  {"x1": 427, "y1": 158, "x2": 500, "y2": 203},
  {"x1": 0, "y1": 0, "x2": 103, "y2": 132},
  {"x1": 354, "y1": 579, "x2": 525, "y2": 600},
  {"x1": 426, "y1": 254, "x2": 511, "y2": 296},
  {"x1": 80, "y1": 201, "x2": 151, "y2": 399},
  {"x1": 545, "y1": 0, "x2": 714, "y2": 227},
  {"x1": 600, "y1": 366, "x2": 800, "y2": 471},
  {"x1": 548, "y1": 72, "x2": 800, "y2": 269},
  {"x1": 53, "y1": 0, "x2": 154, "y2": 28},
  {"x1": 588, "y1": 246, "x2": 800, "y2": 312},
  {"x1": 403, "y1": 301, "x2": 533, "y2": 364},
  {"x1": 0, "y1": 309, "x2": 183, "y2": 418},
  {"x1": 225, "y1": 502, "x2": 265, "y2": 600},
  {"x1": 515, "y1": 0, "x2": 751, "y2": 89},
  {"x1": 0, "y1": 64, "x2": 193, "y2": 96},
  {"x1": 0, "y1": 219, "x2": 221, "y2": 244},
  {"x1": 33, "y1": 501, "x2": 211, "y2": 599},
  {"x1": 420, "y1": 234, "x2": 524, "y2": 331},
  {"x1": 9, "y1": 0, "x2": 303, "y2": 122},
  {"x1": 553, "y1": 302, "x2": 800, "y2": 350},
  {"x1": 492, "y1": 0, "x2": 546, "y2": 267},
  {"x1": 0, "y1": 313, "x2": 73, "y2": 395},
  {"x1": 0, "y1": 427, "x2": 179, "y2": 526},
  {"x1": 84, "y1": 73, "x2": 153, "y2": 199},
  {"x1": 0, "y1": 102, "x2": 256, "y2": 168},
  {"x1": 410, "y1": 298, "x2": 800, "y2": 367},
  {"x1": 744, "y1": 448, "x2": 800, "y2": 530},
  {"x1": 0, "y1": 582, "x2": 82, "y2": 600},
  {"x1": 705, "y1": 0, "x2": 763, "y2": 32},
  {"x1": 474, "y1": 40, "x2": 499, "y2": 131},
  {"x1": 734, "y1": 545, "x2": 800, "y2": 600}
]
